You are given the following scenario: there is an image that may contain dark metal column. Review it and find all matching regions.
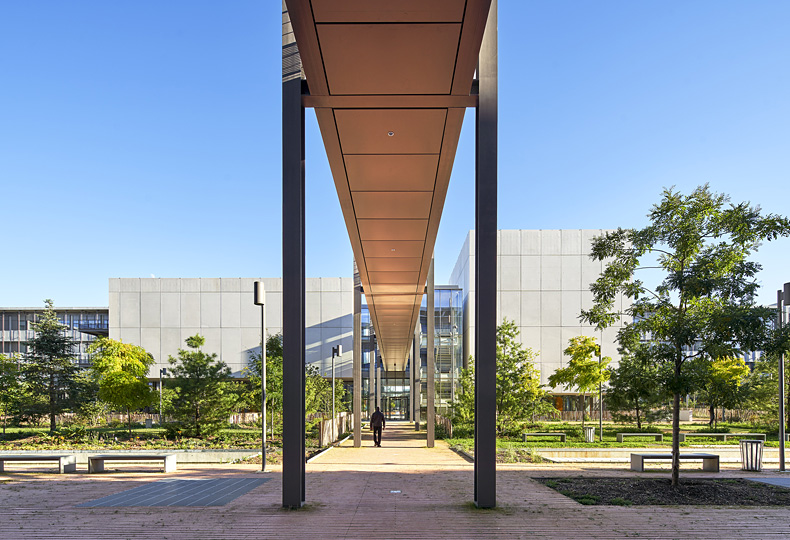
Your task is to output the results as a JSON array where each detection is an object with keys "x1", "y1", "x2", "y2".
[
  {"x1": 427, "y1": 258, "x2": 436, "y2": 447},
  {"x1": 282, "y1": 3, "x2": 305, "y2": 509},
  {"x1": 413, "y1": 325, "x2": 421, "y2": 430},
  {"x1": 474, "y1": 0, "x2": 497, "y2": 509},
  {"x1": 353, "y1": 263, "x2": 362, "y2": 448}
]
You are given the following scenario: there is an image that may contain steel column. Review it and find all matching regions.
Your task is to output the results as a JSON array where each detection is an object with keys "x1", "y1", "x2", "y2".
[
  {"x1": 353, "y1": 264, "x2": 362, "y2": 447},
  {"x1": 414, "y1": 325, "x2": 421, "y2": 430},
  {"x1": 780, "y1": 288, "x2": 787, "y2": 471},
  {"x1": 474, "y1": 0, "x2": 497, "y2": 509},
  {"x1": 427, "y1": 258, "x2": 436, "y2": 447},
  {"x1": 282, "y1": 3, "x2": 305, "y2": 508}
]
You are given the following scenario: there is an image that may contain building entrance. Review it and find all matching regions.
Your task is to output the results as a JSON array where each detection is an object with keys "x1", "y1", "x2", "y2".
[{"x1": 383, "y1": 396, "x2": 408, "y2": 420}]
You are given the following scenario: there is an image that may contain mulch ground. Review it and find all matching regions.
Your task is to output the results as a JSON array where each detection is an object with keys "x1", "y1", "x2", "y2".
[{"x1": 537, "y1": 477, "x2": 790, "y2": 506}]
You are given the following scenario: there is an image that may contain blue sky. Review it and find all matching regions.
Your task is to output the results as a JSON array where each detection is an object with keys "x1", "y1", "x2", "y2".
[{"x1": 1, "y1": 1, "x2": 788, "y2": 308}]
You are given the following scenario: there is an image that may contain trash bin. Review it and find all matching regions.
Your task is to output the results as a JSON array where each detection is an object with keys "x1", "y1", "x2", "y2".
[
  {"x1": 584, "y1": 426, "x2": 596, "y2": 443},
  {"x1": 145, "y1": 418, "x2": 153, "y2": 429},
  {"x1": 740, "y1": 439, "x2": 763, "y2": 471}
]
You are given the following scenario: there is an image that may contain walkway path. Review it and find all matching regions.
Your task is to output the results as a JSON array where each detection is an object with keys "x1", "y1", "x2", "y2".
[{"x1": 1, "y1": 422, "x2": 789, "y2": 539}]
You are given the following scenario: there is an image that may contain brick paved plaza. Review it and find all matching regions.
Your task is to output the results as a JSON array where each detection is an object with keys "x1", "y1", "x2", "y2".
[{"x1": 2, "y1": 423, "x2": 790, "y2": 539}]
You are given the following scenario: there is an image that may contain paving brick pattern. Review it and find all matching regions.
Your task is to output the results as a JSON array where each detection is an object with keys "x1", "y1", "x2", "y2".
[{"x1": 1, "y1": 421, "x2": 789, "y2": 539}]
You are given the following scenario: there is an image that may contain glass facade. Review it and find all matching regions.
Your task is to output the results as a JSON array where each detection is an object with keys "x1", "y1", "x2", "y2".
[
  {"x1": 362, "y1": 286, "x2": 464, "y2": 420},
  {"x1": 0, "y1": 308, "x2": 108, "y2": 367}
]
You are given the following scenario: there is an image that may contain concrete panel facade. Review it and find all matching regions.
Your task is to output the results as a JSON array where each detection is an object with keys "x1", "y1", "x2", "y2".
[
  {"x1": 109, "y1": 277, "x2": 353, "y2": 378},
  {"x1": 449, "y1": 230, "x2": 627, "y2": 388}
]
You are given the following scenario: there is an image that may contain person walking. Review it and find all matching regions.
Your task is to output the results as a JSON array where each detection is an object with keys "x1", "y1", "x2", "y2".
[{"x1": 370, "y1": 406, "x2": 385, "y2": 447}]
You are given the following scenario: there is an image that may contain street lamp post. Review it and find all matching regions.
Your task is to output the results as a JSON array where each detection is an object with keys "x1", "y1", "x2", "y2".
[
  {"x1": 331, "y1": 345, "x2": 342, "y2": 444},
  {"x1": 159, "y1": 368, "x2": 167, "y2": 426},
  {"x1": 779, "y1": 282, "x2": 790, "y2": 472},
  {"x1": 253, "y1": 281, "x2": 266, "y2": 472}
]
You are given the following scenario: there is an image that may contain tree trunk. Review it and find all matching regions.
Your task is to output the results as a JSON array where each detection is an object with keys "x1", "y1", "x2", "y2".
[
  {"x1": 49, "y1": 371, "x2": 56, "y2": 434},
  {"x1": 580, "y1": 393, "x2": 586, "y2": 430},
  {"x1": 672, "y1": 388, "x2": 681, "y2": 488},
  {"x1": 127, "y1": 407, "x2": 133, "y2": 438},
  {"x1": 635, "y1": 403, "x2": 642, "y2": 430},
  {"x1": 709, "y1": 404, "x2": 715, "y2": 427}
]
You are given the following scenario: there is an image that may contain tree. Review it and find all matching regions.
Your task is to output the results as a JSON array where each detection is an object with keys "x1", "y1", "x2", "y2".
[
  {"x1": 605, "y1": 347, "x2": 670, "y2": 429},
  {"x1": 496, "y1": 320, "x2": 552, "y2": 433},
  {"x1": 691, "y1": 356, "x2": 750, "y2": 428},
  {"x1": 23, "y1": 300, "x2": 79, "y2": 433},
  {"x1": 243, "y1": 333, "x2": 283, "y2": 438},
  {"x1": 88, "y1": 338, "x2": 155, "y2": 436},
  {"x1": 168, "y1": 335, "x2": 238, "y2": 437},
  {"x1": 581, "y1": 185, "x2": 790, "y2": 486},
  {"x1": 548, "y1": 336, "x2": 611, "y2": 429},
  {"x1": 0, "y1": 354, "x2": 23, "y2": 437},
  {"x1": 451, "y1": 358, "x2": 476, "y2": 427}
]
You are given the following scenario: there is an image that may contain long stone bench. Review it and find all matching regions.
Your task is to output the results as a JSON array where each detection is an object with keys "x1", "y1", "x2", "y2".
[
  {"x1": 88, "y1": 454, "x2": 176, "y2": 473},
  {"x1": 631, "y1": 452, "x2": 720, "y2": 472},
  {"x1": 677, "y1": 432, "x2": 765, "y2": 442},
  {"x1": 616, "y1": 433, "x2": 663, "y2": 443},
  {"x1": 0, "y1": 454, "x2": 77, "y2": 474},
  {"x1": 524, "y1": 432, "x2": 566, "y2": 443}
]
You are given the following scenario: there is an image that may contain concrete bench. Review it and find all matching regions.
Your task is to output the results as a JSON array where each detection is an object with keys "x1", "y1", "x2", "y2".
[
  {"x1": 0, "y1": 454, "x2": 77, "y2": 474},
  {"x1": 631, "y1": 452, "x2": 719, "y2": 472},
  {"x1": 524, "y1": 432, "x2": 566, "y2": 443},
  {"x1": 88, "y1": 454, "x2": 176, "y2": 473},
  {"x1": 677, "y1": 432, "x2": 765, "y2": 442},
  {"x1": 616, "y1": 433, "x2": 663, "y2": 443}
]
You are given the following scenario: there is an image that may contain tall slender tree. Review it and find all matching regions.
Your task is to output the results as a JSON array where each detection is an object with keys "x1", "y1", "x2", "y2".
[
  {"x1": 88, "y1": 338, "x2": 155, "y2": 437},
  {"x1": 582, "y1": 185, "x2": 790, "y2": 486},
  {"x1": 549, "y1": 336, "x2": 611, "y2": 429},
  {"x1": 23, "y1": 300, "x2": 78, "y2": 433}
]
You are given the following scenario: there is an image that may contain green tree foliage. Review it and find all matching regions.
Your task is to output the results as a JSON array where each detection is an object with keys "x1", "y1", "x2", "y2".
[
  {"x1": 23, "y1": 300, "x2": 79, "y2": 433},
  {"x1": 691, "y1": 356, "x2": 750, "y2": 428},
  {"x1": 452, "y1": 358, "x2": 476, "y2": 428},
  {"x1": 496, "y1": 320, "x2": 553, "y2": 433},
  {"x1": 605, "y1": 349, "x2": 670, "y2": 429},
  {"x1": 70, "y1": 368, "x2": 110, "y2": 427},
  {"x1": 745, "y1": 354, "x2": 790, "y2": 428},
  {"x1": 167, "y1": 334, "x2": 238, "y2": 437},
  {"x1": 548, "y1": 336, "x2": 611, "y2": 429},
  {"x1": 452, "y1": 321, "x2": 552, "y2": 435},
  {"x1": 0, "y1": 354, "x2": 23, "y2": 436},
  {"x1": 88, "y1": 338, "x2": 155, "y2": 436},
  {"x1": 243, "y1": 333, "x2": 284, "y2": 437},
  {"x1": 305, "y1": 364, "x2": 348, "y2": 418},
  {"x1": 581, "y1": 185, "x2": 790, "y2": 486}
]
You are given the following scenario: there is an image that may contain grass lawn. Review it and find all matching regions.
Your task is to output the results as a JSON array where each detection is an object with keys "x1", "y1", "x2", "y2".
[{"x1": 445, "y1": 421, "x2": 780, "y2": 461}]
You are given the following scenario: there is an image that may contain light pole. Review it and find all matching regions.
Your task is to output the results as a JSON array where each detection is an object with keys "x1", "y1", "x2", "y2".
[
  {"x1": 779, "y1": 282, "x2": 790, "y2": 472},
  {"x1": 598, "y1": 342, "x2": 603, "y2": 442},
  {"x1": 331, "y1": 345, "x2": 342, "y2": 444},
  {"x1": 253, "y1": 281, "x2": 266, "y2": 472},
  {"x1": 159, "y1": 367, "x2": 167, "y2": 426}
]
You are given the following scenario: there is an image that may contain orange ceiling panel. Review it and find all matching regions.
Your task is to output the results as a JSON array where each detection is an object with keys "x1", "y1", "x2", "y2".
[
  {"x1": 334, "y1": 109, "x2": 447, "y2": 154},
  {"x1": 317, "y1": 24, "x2": 461, "y2": 95},
  {"x1": 345, "y1": 155, "x2": 438, "y2": 192}
]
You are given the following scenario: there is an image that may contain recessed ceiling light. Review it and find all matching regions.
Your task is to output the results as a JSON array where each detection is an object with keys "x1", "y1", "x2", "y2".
[{"x1": 387, "y1": 131, "x2": 394, "y2": 137}]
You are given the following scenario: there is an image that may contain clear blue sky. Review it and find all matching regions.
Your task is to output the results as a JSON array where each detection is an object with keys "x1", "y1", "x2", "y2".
[{"x1": 1, "y1": 1, "x2": 788, "y2": 308}]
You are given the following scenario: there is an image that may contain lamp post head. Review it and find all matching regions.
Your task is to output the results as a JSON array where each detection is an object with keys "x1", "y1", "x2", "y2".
[
  {"x1": 784, "y1": 283, "x2": 790, "y2": 307},
  {"x1": 332, "y1": 345, "x2": 342, "y2": 358},
  {"x1": 253, "y1": 281, "x2": 265, "y2": 306},
  {"x1": 160, "y1": 367, "x2": 167, "y2": 377}
]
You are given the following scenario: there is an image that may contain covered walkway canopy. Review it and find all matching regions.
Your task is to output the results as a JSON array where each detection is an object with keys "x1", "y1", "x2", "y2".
[{"x1": 281, "y1": 0, "x2": 497, "y2": 509}]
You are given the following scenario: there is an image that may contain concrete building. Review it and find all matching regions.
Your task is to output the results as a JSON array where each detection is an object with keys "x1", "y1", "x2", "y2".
[
  {"x1": 109, "y1": 277, "x2": 354, "y2": 379},
  {"x1": 450, "y1": 229, "x2": 628, "y2": 387}
]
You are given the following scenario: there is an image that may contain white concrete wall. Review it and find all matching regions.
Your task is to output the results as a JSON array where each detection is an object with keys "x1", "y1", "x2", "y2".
[
  {"x1": 449, "y1": 230, "x2": 629, "y2": 387},
  {"x1": 110, "y1": 277, "x2": 353, "y2": 378}
]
